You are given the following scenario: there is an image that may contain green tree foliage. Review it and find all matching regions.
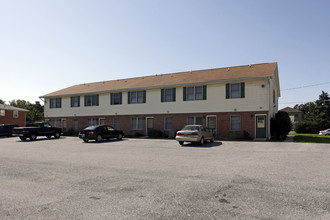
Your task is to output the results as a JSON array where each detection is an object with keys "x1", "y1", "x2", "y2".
[
  {"x1": 9, "y1": 99, "x2": 44, "y2": 123},
  {"x1": 294, "y1": 91, "x2": 330, "y2": 133},
  {"x1": 0, "y1": 99, "x2": 5, "y2": 104},
  {"x1": 271, "y1": 111, "x2": 292, "y2": 140}
]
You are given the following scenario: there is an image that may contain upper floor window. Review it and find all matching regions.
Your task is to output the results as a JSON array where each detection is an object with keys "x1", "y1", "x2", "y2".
[
  {"x1": 111, "y1": 92, "x2": 122, "y2": 105},
  {"x1": 71, "y1": 96, "x2": 80, "y2": 107},
  {"x1": 161, "y1": 88, "x2": 176, "y2": 102},
  {"x1": 50, "y1": 98, "x2": 61, "y2": 108},
  {"x1": 226, "y1": 83, "x2": 245, "y2": 99},
  {"x1": 128, "y1": 91, "x2": 146, "y2": 104},
  {"x1": 183, "y1": 86, "x2": 207, "y2": 101},
  {"x1": 84, "y1": 95, "x2": 99, "y2": 106}
]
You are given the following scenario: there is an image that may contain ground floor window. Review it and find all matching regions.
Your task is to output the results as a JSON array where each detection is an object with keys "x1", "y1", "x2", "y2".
[
  {"x1": 131, "y1": 118, "x2": 143, "y2": 130},
  {"x1": 165, "y1": 117, "x2": 172, "y2": 130},
  {"x1": 230, "y1": 115, "x2": 241, "y2": 131},
  {"x1": 53, "y1": 119, "x2": 61, "y2": 128},
  {"x1": 0, "y1": 109, "x2": 5, "y2": 116},
  {"x1": 187, "y1": 116, "x2": 203, "y2": 125},
  {"x1": 88, "y1": 118, "x2": 98, "y2": 126},
  {"x1": 13, "y1": 110, "x2": 18, "y2": 118}
]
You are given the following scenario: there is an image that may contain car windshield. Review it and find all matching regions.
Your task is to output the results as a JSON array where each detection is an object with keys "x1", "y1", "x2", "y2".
[{"x1": 182, "y1": 125, "x2": 200, "y2": 131}]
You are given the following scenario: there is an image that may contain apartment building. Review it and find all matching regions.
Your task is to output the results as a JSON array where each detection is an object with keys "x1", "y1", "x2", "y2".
[{"x1": 40, "y1": 62, "x2": 280, "y2": 140}]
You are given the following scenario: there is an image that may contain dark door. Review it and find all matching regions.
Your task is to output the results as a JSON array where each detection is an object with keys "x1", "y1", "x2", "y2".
[
  {"x1": 256, "y1": 115, "x2": 267, "y2": 139},
  {"x1": 146, "y1": 118, "x2": 154, "y2": 136}
]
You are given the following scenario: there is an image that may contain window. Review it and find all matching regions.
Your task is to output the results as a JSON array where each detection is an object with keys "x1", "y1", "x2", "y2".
[
  {"x1": 161, "y1": 88, "x2": 176, "y2": 102},
  {"x1": 111, "y1": 93, "x2": 122, "y2": 105},
  {"x1": 53, "y1": 119, "x2": 61, "y2": 128},
  {"x1": 13, "y1": 110, "x2": 18, "y2": 118},
  {"x1": 131, "y1": 118, "x2": 143, "y2": 130},
  {"x1": 99, "y1": 118, "x2": 105, "y2": 125},
  {"x1": 1, "y1": 109, "x2": 5, "y2": 116},
  {"x1": 71, "y1": 96, "x2": 80, "y2": 107},
  {"x1": 84, "y1": 95, "x2": 99, "y2": 106},
  {"x1": 50, "y1": 98, "x2": 62, "y2": 108},
  {"x1": 230, "y1": 116, "x2": 241, "y2": 131},
  {"x1": 165, "y1": 117, "x2": 172, "y2": 130},
  {"x1": 114, "y1": 118, "x2": 120, "y2": 130},
  {"x1": 187, "y1": 116, "x2": 203, "y2": 125},
  {"x1": 87, "y1": 118, "x2": 98, "y2": 126},
  {"x1": 183, "y1": 86, "x2": 207, "y2": 101},
  {"x1": 226, "y1": 83, "x2": 245, "y2": 99},
  {"x1": 128, "y1": 91, "x2": 146, "y2": 104}
]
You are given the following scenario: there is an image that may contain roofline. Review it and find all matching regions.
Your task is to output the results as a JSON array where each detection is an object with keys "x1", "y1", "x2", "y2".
[{"x1": 40, "y1": 75, "x2": 272, "y2": 98}]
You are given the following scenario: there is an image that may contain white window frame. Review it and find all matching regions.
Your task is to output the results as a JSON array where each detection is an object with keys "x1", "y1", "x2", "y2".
[
  {"x1": 13, "y1": 110, "x2": 19, "y2": 118},
  {"x1": 187, "y1": 116, "x2": 203, "y2": 125},
  {"x1": 230, "y1": 115, "x2": 241, "y2": 131},
  {"x1": 164, "y1": 117, "x2": 172, "y2": 130},
  {"x1": 0, "y1": 109, "x2": 5, "y2": 116},
  {"x1": 131, "y1": 117, "x2": 143, "y2": 130}
]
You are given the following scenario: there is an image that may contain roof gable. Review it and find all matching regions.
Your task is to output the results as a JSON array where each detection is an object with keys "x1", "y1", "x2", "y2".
[{"x1": 41, "y1": 62, "x2": 278, "y2": 98}]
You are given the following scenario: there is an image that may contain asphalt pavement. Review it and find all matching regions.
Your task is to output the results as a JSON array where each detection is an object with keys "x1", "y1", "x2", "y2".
[{"x1": 0, "y1": 136, "x2": 329, "y2": 219}]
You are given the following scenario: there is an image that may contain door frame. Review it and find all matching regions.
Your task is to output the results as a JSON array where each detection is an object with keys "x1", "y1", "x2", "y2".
[
  {"x1": 146, "y1": 117, "x2": 154, "y2": 136},
  {"x1": 206, "y1": 115, "x2": 217, "y2": 137},
  {"x1": 255, "y1": 114, "x2": 267, "y2": 140}
]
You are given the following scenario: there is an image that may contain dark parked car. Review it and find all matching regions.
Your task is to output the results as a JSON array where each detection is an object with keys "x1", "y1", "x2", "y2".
[
  {"x1": 0, "y1": 124, "x2": 19, "y2": 137},
  {"x1": 78, "y1": 125, "x2": 124, "y2": 142}
]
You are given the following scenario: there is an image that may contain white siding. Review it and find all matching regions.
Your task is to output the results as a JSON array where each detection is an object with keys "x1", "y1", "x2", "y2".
[{"x1": 44, "y1": 79, "x2": 273, "y2": 117}]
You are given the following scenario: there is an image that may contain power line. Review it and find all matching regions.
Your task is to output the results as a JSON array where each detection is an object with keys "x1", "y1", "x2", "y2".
[{"x1": 281, "y1": 81, "x2": 330, "y2": 91}]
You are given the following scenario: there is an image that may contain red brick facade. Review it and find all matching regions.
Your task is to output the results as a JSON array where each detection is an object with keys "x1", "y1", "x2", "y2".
[
  {"x1": 46, "y1": 111, "x2": 268, "y2": 139},
  {"x1": 0, "y1": 109, "x2": 27, "y2": 126}
]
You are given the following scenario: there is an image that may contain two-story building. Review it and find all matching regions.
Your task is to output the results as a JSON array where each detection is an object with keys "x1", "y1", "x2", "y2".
[{"x1": 40, "y1": 62, "x2": 280, "y2": 140}]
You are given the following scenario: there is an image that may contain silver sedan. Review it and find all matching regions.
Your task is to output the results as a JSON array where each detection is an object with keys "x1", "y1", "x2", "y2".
[{"x1": 175, "y1": 125, "x2": 214, "y2": 145}]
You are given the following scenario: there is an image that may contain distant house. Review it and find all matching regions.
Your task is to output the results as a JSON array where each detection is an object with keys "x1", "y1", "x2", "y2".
[
  {"x1": 280, "y1": 107, "x2": 303, "y2": 124},
  {"x1": 40, "y1": 62, "x2": 280, "y2": 140},
  {"x1": 0, "y1": 104, "x2": 29, "y2": 126}
]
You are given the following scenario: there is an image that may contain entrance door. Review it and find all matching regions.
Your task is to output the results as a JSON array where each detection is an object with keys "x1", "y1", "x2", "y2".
[
  {"x1": 256, "y1": 115, "x2": 267, "y2": 139},
  {"x1": 146, "y1": 117, "x2": 154, "y2": 136},
  {"x1": 207, "y1": 116, "x2": 217, "y2": 137},
  {"x1": 61, "y1": 119, "x2": 67, "y2": 133}
]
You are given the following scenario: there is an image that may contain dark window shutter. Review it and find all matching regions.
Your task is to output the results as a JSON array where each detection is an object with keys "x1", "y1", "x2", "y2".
[
  {"x1": 96, "y1": 95, "x2": 99, "y2": 106},
  {"x1": 110, "y1": 93, "x2": 113, "y2": 105},
  {"x1": 203, "y1": 85, "x2": 207, "y2": 100},
  {"x1": 71, "y1": 97, "x2": 73, "y2": 107},
  {"x1": 183, "y1": 87, "x2": 187, "y2": 101},
  {"x1": 84, "y1": 96, "x2": 87, "y2": 106},
  {"x1": 226, "y1": 84, "x2": 230, "y2": 99},
  {"x1": 241, "y1": 82, "x2": 245, "y2": 98},
  {"x1": 173, "y1": 88, "x2": 176, "y2": 102},
  {"x1": 161, "y1": 89, "x2": 164, "y2": 102},
  {"x1": 143, "y1": 90, "x2": 146, "y2": 103},
  {"x1": 119, "y1": 92, "x2": 122, "y2": 104},
  {"x1": 128, "y1": 92, "x2": 131, "y2": 104}
]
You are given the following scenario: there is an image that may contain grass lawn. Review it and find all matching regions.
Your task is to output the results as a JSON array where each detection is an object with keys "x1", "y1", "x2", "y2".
[{"x1": 288, "y1": 132, "x2": 330, "y2": 144}]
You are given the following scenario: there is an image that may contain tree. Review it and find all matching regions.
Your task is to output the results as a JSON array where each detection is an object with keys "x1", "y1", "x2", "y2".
[
  {"x1": 0, "y1": 99, "x2": 5, "y2": 104},
  {"x1": 9, "y1": 99, "x2": 44, "y2": 122},
  {"x1": 316, "y1": 91, "x2": 330, "y2": 118}
]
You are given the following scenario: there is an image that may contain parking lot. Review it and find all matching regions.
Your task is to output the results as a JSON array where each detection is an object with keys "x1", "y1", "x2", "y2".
[{"x1": 1, "y1": 137, "x2": 330, "y2": 219}]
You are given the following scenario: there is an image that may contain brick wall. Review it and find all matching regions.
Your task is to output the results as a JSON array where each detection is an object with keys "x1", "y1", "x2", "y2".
[
  {"x1": 46, "y1": 111, "x2": 268, "y2": 139},
  {"x1": 0, "y1": 110, "x2": 26, "y2": 126}
]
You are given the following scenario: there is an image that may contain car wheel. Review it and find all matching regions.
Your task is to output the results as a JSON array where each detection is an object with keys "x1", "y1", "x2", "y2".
[
  {"x1": 20, "y1": 137, "x2": 26, "y2": 141},
  {"x1": 117, "y1": 134, "x2": 123, "y2": 140},
  {"x1": 210, "y1": 136, "x2": 215, "y2": 143},
  {"x1": 200, "y1": 137, "x2": 204, "y2": 145},
  {"x1": 83, "y1": 139, "x2": 89, "y2": 143},
  {"x1": 54, "y1": 132, "x2": 60, "y2": 139},
  {"x1": 179, "y1": 141, "x2": 184, "y2": 145},
  {"x1": 96, "y1": 135, "x2": 102, "y2": 142},
  {"x1": 30, "y1": 134, "x2": 37, "y2": 141}
]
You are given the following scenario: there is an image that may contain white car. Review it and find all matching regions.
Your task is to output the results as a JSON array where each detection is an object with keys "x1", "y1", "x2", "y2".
[
  {"x1": 175, "y1": 125, "x2": 214, "y2": 145},
  {"x1": 319, "y1": 128, "x2": 330, "y2": 136}
]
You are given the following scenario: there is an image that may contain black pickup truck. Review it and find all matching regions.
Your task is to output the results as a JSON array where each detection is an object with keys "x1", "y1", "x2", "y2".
[{"x1": 13, "y1": 122, "x2": 62, "y2": 141}]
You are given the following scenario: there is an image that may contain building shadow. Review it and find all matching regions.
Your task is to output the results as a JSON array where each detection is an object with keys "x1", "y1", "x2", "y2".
[{"x1": 180, "y1": 141, "x2": 222, "y2": 148}]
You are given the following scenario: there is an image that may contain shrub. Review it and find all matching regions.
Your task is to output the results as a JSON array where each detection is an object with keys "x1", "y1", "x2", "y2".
[
  {"x1": 271, "y1": 111, "x2": 292, "y2": 140},
  {"x1": 294, "y1": 119, "x2": 330, "y2": 134}
]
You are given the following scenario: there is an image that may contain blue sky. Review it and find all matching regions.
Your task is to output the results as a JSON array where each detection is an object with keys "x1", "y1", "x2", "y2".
[{"x1": 1, "y1": 0, "x2": 329, "y2": 110}]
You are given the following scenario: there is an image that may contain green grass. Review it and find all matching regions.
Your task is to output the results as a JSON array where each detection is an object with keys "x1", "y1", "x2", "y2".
[{"x1": 289, "y1": 132, "x2": 330, "y2": 144}]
